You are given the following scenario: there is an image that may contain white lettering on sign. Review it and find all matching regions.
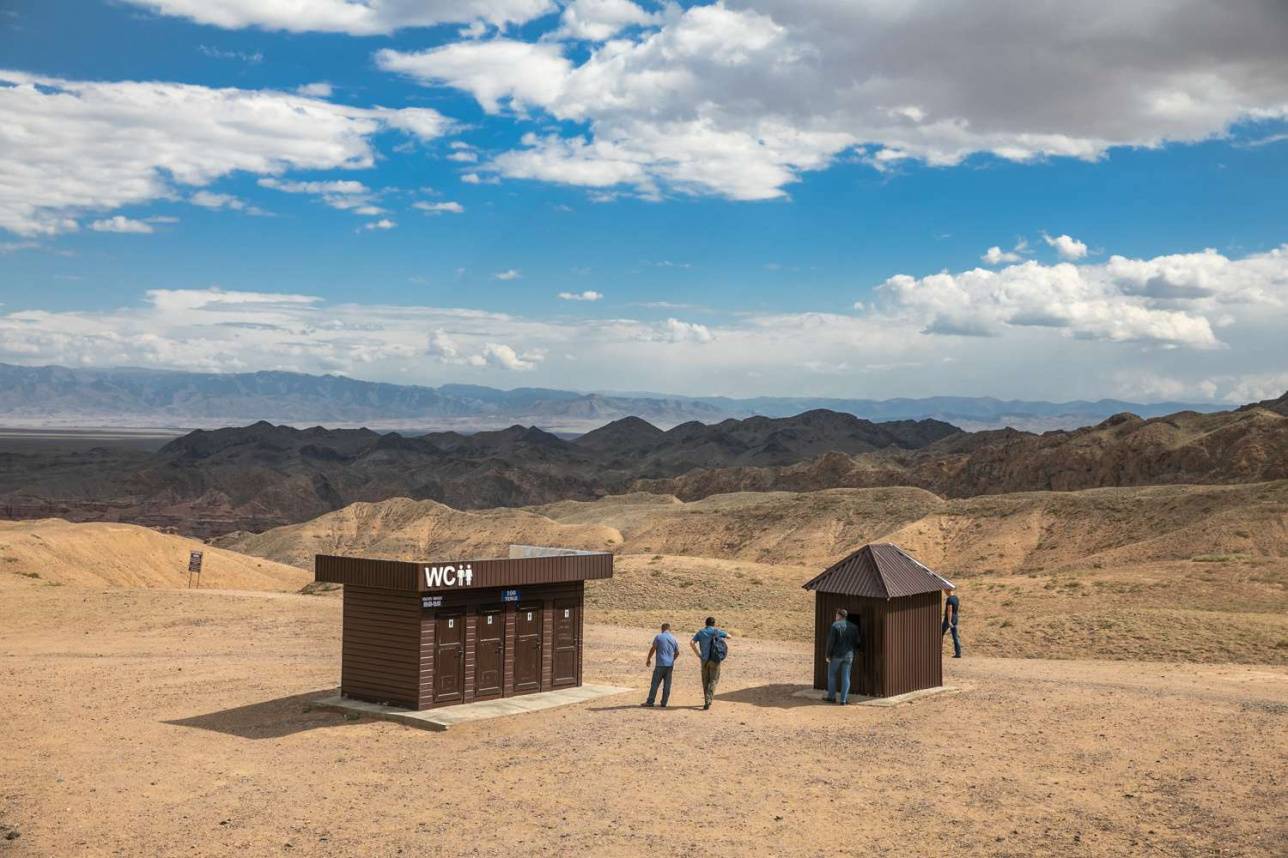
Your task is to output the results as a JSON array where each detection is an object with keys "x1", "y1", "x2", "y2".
[
  {"x1": 424, "y1": 563, "x2": 474, "y2": 588},
  {"x1": 422, "y1": 595, "x2": 443, "y2": 608}
]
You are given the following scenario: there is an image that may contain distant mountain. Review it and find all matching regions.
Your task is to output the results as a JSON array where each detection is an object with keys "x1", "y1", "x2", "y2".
[
  {"x1": 0, "y1": 410, "x2": 959, "y2": 536},
  {"x1": 0, "y1": 362, "x2": 1222, "y2": 432}
]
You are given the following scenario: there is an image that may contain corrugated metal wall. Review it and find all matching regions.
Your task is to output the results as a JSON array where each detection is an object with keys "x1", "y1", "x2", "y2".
[
  {"x1": 880, "y1": 591, "x2": 942, "y2": 697},
  {"x1": 813, "y1": 590, "x2": 942, "y2": 698}
]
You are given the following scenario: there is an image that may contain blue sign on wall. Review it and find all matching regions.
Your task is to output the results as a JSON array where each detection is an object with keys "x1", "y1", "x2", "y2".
[{"x1": 502, "y1": 589, "x2": 521, "y2": 602}]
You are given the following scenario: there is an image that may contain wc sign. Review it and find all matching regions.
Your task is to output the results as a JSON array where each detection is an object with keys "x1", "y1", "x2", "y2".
[{"x1": 424, "y1": 563, "x2": 474, "y2": 589}]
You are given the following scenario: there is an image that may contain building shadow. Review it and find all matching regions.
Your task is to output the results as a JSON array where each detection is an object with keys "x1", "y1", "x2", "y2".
[
  {"x1": 714, "y1": 684, "x2": 825, "y2": 709},
  {"x1": 164, "y1": 689, "x2": 355, "y2": 740}
]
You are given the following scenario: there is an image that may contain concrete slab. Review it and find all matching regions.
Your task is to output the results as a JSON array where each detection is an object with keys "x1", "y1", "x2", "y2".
[
  {"x1": 313, "y1": 684, "x2": 633, "y2": 732},
  {"x1": 789, "y1": 685, "x2": 960, "y2": 707}
]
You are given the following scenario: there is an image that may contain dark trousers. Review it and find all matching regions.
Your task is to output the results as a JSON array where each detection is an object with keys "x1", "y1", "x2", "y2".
[
  {"x1": 942, "y1": 619, "x2": 961, "y2": 657},
  {"x1": 646, "y1": 665, "x2": 673, "y2": 706}
]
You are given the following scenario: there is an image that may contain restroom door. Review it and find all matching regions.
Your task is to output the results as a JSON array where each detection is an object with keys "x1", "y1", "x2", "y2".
[
  {"x1": 513, "y1": 604, "x2": 543, "y2": 694},
  {"x1": 433, "y1": 611, "x2": 464, "y2": 705},
  {"x1": 474, "y1": 606, "x2": 504, "y2": 700},
  {"x1": 552, "y1": 600, "x2": 579, "y2": 687}
]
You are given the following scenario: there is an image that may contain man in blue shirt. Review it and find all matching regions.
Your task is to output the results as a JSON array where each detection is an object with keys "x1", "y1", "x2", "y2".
[
  {"x1": 824, "y1": 608, "x2": 861, "y2": 705},
  {"x1": 942, "y1": 587, "x2": 962, "y2": 658},
  {"x1": 689, "y1": 616, "x2": 729, "y2": 710},
  {"x1": 642, "y1": 623, "x2": 679, "y2": 708}
]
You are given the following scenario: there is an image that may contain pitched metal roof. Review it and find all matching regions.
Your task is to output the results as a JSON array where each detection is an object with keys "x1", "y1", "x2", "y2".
[{"x1": 802, "y1": 543, "x2": 955, "y2": 599}]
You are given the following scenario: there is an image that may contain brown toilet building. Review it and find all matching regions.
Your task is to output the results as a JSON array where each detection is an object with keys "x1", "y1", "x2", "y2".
[
  {"x1": 315, "y1": 546, "x2": 612, "y2": 711},
  {"x1": 803, "y1": 543, "x2": 955, "y2": 698}
]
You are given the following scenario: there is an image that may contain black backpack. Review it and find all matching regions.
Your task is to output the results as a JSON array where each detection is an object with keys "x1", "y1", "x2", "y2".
[{"x1": 708, "y1": 632, "x2": 727, "y2": 663}]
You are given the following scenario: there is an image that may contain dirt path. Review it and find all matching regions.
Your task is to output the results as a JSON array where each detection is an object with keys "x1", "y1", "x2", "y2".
[{"x1": 2, "y1": 579, "x2": 1285, "y2": 856}]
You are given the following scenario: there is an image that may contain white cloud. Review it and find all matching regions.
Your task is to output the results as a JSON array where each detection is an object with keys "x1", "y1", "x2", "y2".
[
  {"x1": 427, "y1": 329, "x2": 543, "y2": 371},
  {"x1": 122, "y1": 0, "x2": 557, "y2": 35},
  {"x1": 1044, "y1": 233, "x2": 1089, "y2": 261},
  {"x1": 414, "y1": 201, "x2": 465, "y2": 214},
  {"x1": 1, "y1": 241, "x2": 1284, "y2": 399},
  {"x1": 89, "y1": 216, "x2": 154, "y2": 234},
  {"x1": 494, "y1": 269, "x2": 522, "y2": 280},
  {"x1": 0, "y1": 69, "x2": 450, "y2": 236},
  {"x1": 872, "y1": 244, "x2": 1288, "y2": 348},
  {"x1": 361, "y1": 218, "x2": 396, "y2": 231},
  {"x1": 258, "y1": 178, "x2": 368, "y2": 195},
  {"x1": 555, "y1": 0, "x2": 657, "y2": 42},
  {"x1": 663, "y1": 318, "x2": 714, "y2": 343},
  {"x1": 376, "y1": 1, "x2": 1288, "y2": 200},
  {"x1": 198, "y1": 45, "x2": 263, "y2": 64},
  {"x1": 982, "y1": 246, "x2": 1020, "y2": 265},
  {"x1": 558, "y1": 290, "x2": 602, "y2": 301},
  {"x1": 190, "y1": 190, "x2": 270, "y2": 217},
  {"x1": 296, "y1": 82, "x2": 333, "y2": 97}
]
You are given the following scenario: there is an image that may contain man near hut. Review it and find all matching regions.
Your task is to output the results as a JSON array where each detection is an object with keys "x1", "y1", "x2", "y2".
[
  {"x1": 641, "y1": 622, "x2": 679, "y2": 708},
  {"x1": 824, "y1": 608, "x2": 861, "y2": 704},
  {"x1": 690, "y1": 616, "x2": 729, "y2": 710},
  {"x1": 942, "y1": 587, "x2": 962, "y2": 658}
]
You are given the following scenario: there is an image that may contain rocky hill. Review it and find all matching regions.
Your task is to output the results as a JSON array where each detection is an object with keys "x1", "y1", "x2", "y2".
[
  {"x1": 219, "y1": 480, "x2": 1288, "y2": 578},
  {"x1": 635, "y1": 402, "x2": 1288, "y2": 500},
  {"x1": 0, "y1": 410, "x2": 957, "y2": 535}
]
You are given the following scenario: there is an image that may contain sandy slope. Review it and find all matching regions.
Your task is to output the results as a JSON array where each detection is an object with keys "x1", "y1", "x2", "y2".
[
  {"x1": 1, "y1": 578, "x2": 1284, "y2": 856},
  {"x1": 212, "y1": 496, "x2": 623, "y2": 570},
  {"x1": 0, "y1": 518, "x2": 306, "y2": 591},
  {"x1": 220, "y1": 481, "x2": 1288, "y2": 577}
]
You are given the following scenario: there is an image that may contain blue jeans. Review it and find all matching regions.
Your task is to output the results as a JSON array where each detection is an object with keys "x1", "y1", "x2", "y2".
[
  {"x1": 826, "y1": 655, "x2": 853, "y2": 703},
  {"x1": 646, "y1": 665, "x2": 673, "y2": 706},
  {"x1": 942, "y1": 620, "x2": 961, "y2": 657}
]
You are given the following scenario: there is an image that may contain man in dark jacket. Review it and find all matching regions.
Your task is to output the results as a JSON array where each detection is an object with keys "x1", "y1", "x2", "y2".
[
  {"x1": 824, "y1": 608, "x2": 861, "y2": 705},
  {"x1": 942, "y1": 587, "x2": 962, "y2": 658}
]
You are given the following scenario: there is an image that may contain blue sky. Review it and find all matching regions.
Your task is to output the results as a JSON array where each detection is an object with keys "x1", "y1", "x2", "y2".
[{"x1": 1, "y1": 1, "x2": 1286, "y2": 403}]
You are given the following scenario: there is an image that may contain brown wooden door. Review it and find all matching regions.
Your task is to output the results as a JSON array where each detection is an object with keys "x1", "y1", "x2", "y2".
[
  {"x1": 552, "y1": 600, "x2": 578, "y2": 687},
  {"x1": 433, "y1": 611, "x2": 464, "y2": 705},
  {"x1": 474, "y1": 606, "x2": 504, "y2": 700},
  {"x1": 513, "y1": 604, "x2": 543, "y2": 694}
]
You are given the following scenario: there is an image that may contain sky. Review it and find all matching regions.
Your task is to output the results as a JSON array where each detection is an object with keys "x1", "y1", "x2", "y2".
[{"x1": 0, "y1": 0, "x2": 1286, "y2": 403}]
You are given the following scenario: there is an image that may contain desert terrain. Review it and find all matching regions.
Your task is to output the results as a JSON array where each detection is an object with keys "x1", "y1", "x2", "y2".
[{"x1": 1, "y1": 574, "x2": 1285, "y2": 856}]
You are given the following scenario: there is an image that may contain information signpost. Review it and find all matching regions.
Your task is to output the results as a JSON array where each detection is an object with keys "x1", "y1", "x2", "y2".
[{"x1": 187, "y1": 550, "x2": 203, "y2": 589}]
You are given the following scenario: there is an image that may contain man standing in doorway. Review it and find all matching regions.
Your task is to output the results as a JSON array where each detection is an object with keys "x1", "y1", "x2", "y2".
[
  {"x1": 690, "y1": 616, "x2": 729, "y2": 710},
  {"x1": 642, "y1": 622, "x2": 679, "y2": 708},
  {"x1": 942, "y1": 587, "x2": 962, "y2": 658},
  {"x1": 824, "y1": 608, "x2": 861, "y2": 705}
]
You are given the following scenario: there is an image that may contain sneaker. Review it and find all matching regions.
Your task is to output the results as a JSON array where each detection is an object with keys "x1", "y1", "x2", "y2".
[
  {"x1": 640, "y1": 702, "x2": 655, "y2": 707},
  {"x1": 952, "y1": 654, "x2": 962, "y2": 658},
  {"x1": 823, "y1": 696, "x2": 835, "y2": 703},
  {"x1": 702, "y1": 703, "x2": 711, "y2": 710}
]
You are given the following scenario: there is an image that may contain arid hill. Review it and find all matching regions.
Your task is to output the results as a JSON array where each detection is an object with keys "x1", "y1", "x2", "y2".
[
  {"x1": 635, "y1": 402, "x2": 1288, "y2": 500},
  {"x1": 2, "y1": 395, "x2": 1285, "y2": 537},
  {"x1": 0, "y1": 518, "x2": 306, "y2": 590},
  {"x1": 220, "y1": 479, "x2": 1288, "y2": 577},
  {"x1": 0, "y1": 410, "x2": 957, "y2": 536},
  {"x1": 212, "y1": 497, "x2": 623, "y2": 571}
]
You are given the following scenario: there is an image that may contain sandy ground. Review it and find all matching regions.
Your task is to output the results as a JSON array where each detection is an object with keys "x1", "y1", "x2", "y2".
[{"x1": 2, "y1": 576, "x2": 1286, "y2": 857}]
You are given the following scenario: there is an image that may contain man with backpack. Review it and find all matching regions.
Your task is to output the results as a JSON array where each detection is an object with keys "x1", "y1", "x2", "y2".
[{"x1": 690, "y1": 616, "x2": 729, "y2": 710}]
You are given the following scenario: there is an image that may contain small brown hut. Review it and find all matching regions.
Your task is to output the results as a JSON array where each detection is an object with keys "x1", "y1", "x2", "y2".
[
  {"x1": 315, "y1": 546, "x2": 612, "y2": 711},
  {"x1": 803, "y1": 543, "x2": 955, "y2": 698}
]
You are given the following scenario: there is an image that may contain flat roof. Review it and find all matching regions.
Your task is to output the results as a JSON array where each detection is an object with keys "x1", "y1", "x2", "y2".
[{"x1": 315, "y1": 550, "x2": 613, "y2": 593}]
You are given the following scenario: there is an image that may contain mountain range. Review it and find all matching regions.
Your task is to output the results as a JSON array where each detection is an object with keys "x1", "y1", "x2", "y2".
[
  {"x1": 1, "y1": 391, "x2": 1284, "y2": 538},
  {"x1": 0, "y1": 362, "x2": 1222, "y2": 432}
]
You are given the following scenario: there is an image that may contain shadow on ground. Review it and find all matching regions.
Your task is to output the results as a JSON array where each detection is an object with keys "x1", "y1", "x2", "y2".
[
  {"x1": 165, "y1": 689, "x2": 353, "y2": 739},
  {"x1": 715, "y1": 683, "x2": 823, "y2": 709}
]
